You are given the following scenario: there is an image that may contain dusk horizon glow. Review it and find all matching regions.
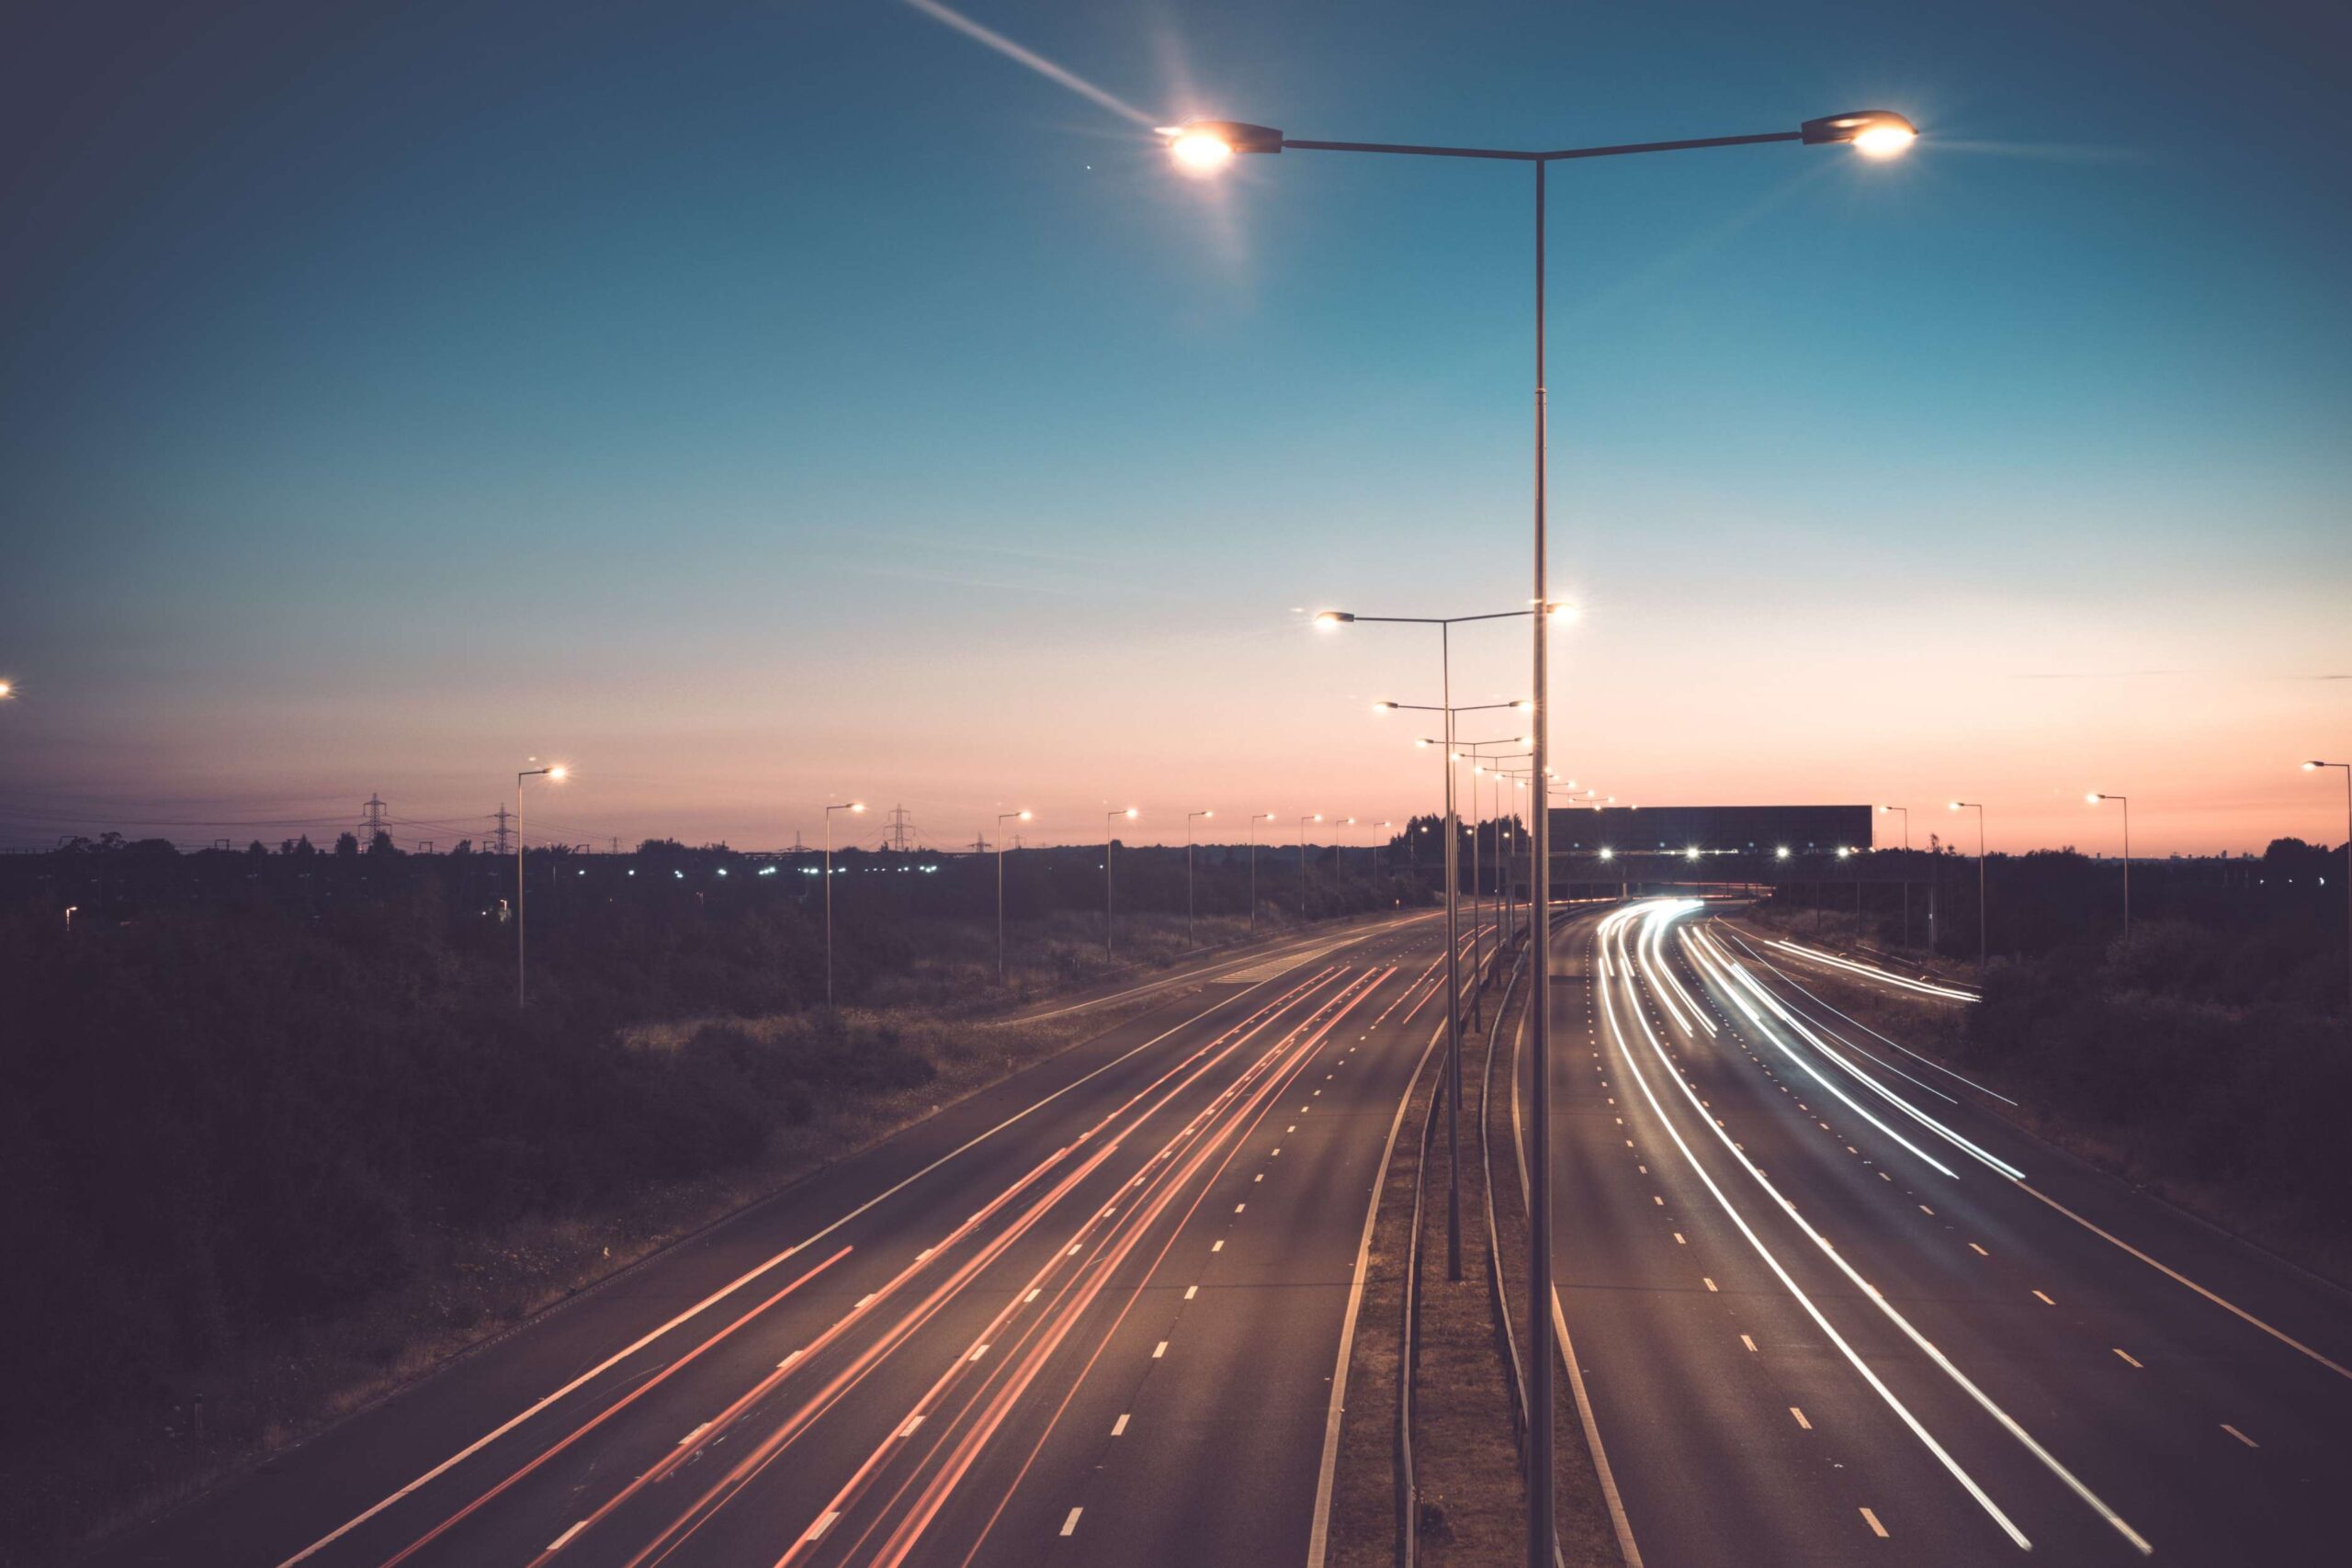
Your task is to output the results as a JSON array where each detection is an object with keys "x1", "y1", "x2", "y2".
[{"x1": 4, "y1": 0, "x2": 2346, "y2": 858}]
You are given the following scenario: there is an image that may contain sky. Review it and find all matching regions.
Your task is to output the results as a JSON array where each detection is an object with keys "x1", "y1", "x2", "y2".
[{"x1": 2, "y1": 0, "x2": 2347, "y2": 857}]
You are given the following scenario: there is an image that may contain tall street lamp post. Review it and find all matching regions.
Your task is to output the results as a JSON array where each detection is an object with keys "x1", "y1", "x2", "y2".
[
  {"x1": 1186, "y1": 809, "x2": 1216, "y2": 947},
  {"x1": 2086, "y1": 793, "x2": 2131, "y2": 941},
  {"x1": 1172, "y1": 109, "x2": 1915, "y2": 1562},
  {"x1": 1105, "y1": 807, "x2": 1139, "y2": 954},
  {"x1": 1879, "y1": 805, "x2": 1911, "y2": 948},
  {"x1": 996, "y1": 808, "x2": 1033, "y2": 985},
  {"x1": 1249, "y1": 812, "x2": 1273, "y2": 934},
  {"x1": 1950, "y1": 801, "x2": 1987, "y2": 976},
  {"x1": 1392, "y1": 701, "x2": 1524, "y2": 1282},
  {"x1": 515, "y1": 763, "x2": 567, "y2": 1008},
  {"x1": 824, "y1": 801, "x2": 866, "y2": 1008},
  {"x1": 2304, "y1": 761, "x2": 2352, "y2": 1010}
]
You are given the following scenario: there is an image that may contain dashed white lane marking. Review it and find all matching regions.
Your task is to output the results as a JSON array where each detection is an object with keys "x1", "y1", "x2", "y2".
[
  {"x1": 677, "y1": 1422, "x2": 710, "y2": 1446},
  {"x1": 1791, "y1": 1406, "x2": 1813, "y2": 1429},
  {"x1": 2032, "y1": 1291, "x2": 2056, "y2": 1306},
  {"x1": 548, "y1": 1521, "x2": 588, "y2": 1551},
  {"x1": 1024, "y1": 1288, "x2": 1040, "y2": 1303},
  {"x1": 1152, "y1": 1341, "x2": 1169, "y2": 1359},
  {"x1": 1674, "y1": 1234, "x2": 1687, "y2": 1246},
  {"x1": 1968, "y1": 1243, "x2": 1989, "y2": 1257},
  {"x1": 1112, "y1": 1413, "x2": 1130, "y2": 1436},
  {"x1": 1235, "y1": 1203, "x2": 1247, "y2": 1213},
  {"x1": 1254, "y1": 1173, "x2": 1263, "y2": 1182},
  {"x1": 1060, "y1": 1506, "x2": 1084, "y2": 1537},
  {"x1": 1860, "y1": 1506, "x2": 1889, "y2": 1538},
  {"x1": 2222, "y1": 1424, "x2": 2258, "y2": 1449},
  {"x1": 917, "y1": 1247, "x2": 934, "y2": 1261},
  {"x1": 2114, "y1": 1348, "x2": 2143, "y2": 1368},
  {"x1": 1067, "y1": 1244, "x2": 1082, "y2": 1256},
  {"x1": 1878, "y1": 1171, "x2": 1892, "y2": 1182},
  {"x1": 1272, "y1": 1147, "x2": 1282, "y2": 1156},
  {"x1": 969, "y1": 1343, "x2": 990, "y2": 1362},
  {"x1": 806, "y1": 1511, "x2": 841, "y2": 1543},
  {"x1": 1287, "y1": 1124, "x2": 1296, "y2": 1134},
  {"x1": 777, "y1": 1349, "x2": 803, "y2": 1370},
  {"x1": 899, "y1": 1414, "x2": 924, "y2": 1438},
  {"x1": 1919, "y1": 1205, "x2": 1935, "y2": 1216},
  {"x1": 1213, "y1": 1240, "x2": 1225, "y2": 1252},
  {"x1": 1184, "y1": 1285, "x2": 1198, "y2": 1300},
  {"x1": 1703, "y1": 1278, "x2": 1719, "y2": 1292},
  {"x1": 1740, "y1": 1334, "x2": 1758, "y2": 1353}
]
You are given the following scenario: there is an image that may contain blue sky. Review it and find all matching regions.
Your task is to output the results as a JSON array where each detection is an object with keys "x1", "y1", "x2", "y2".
[{"x1": 2, "y1": 0, "x2": 2346, "y2": 853}]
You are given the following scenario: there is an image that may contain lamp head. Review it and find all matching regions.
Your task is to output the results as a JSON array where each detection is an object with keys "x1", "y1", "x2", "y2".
[
  {"x1": 1018, "y1": 809, "x2": 1034, "y2": 821},
  {"x1": 1123, "y1": 807, "x2": 1139, "y2": 819},
  {"x1": 2306, "y1": 761, "x2": 2325, "y2": 771},
  {"x1": 547, "y1": 764, "x2": 569, "y2": 782},
  {"x1": 851, "y1": 802, "x2": 867, "y2": 814},
  {"x1": 1801, "y1": 109, "x2": 1918, "y2": 157},
  {"x1": 2086, "y1": 792, "x2": 2103, "y2": 805},
  {"x1": 1317, "y1": 610, "x2": 1354, "y2": 627},
  {"x1": 1159, "y1": 119, "x2": 1283, "y2": 173}
]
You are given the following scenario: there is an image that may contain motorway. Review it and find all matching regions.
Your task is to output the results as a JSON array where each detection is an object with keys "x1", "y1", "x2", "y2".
[
  {"x1": 1530, "y1": 897, "x2": 2352, "y2": 1566},
  {"x1": 84, "y1": 911, "x2": 1487, "y2": 1568}
]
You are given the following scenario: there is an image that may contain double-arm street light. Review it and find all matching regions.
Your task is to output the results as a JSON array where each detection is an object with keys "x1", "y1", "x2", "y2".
[
  {"x1": 825, "y1": 800, "x2": 866, "y2": 1007},
  {"x1": 1248, "y1": 812, "x2": 1274, "y2": 933},
  {"x1": 1186, "y1": 809, "x2": 1216, "y2": 947},
  {"x1": 996, "y1": 808, "x2": 1033, "y2": 985},
  {"x1": 2304, "y1": 761, "x2": 2352, "y2": 1009},
  {"x1": 2086, "y1": 794, "x2": 2132, "y2": 940},
  {"x1": 515, "y1": 763, "x2": 568, "y2": 1008},
  {"x1": 1105, "y1": 807, "x2": 1139, "y2": 954},
  {"x1": 1949, "y1": 801, "x2": 1987, "y2": 976},
  {"x1": 1386, "y1": 695, "x2": 1526, "y2": 1284},
  {"x1": 1172, "y1": 107, "x2": 1915, "y2": 1561},
  {"x1": 1296, "y1": 813, "x2": 1323, "y2": 917}
]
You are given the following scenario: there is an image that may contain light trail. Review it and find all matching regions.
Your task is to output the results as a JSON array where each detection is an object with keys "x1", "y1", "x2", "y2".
[{"x1": 899, "y1": 0, "x2": 1156, "y2": 126}]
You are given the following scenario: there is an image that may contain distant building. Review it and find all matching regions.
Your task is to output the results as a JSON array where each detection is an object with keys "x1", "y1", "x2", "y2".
[{"x1": 1550, "y1": 805, "x2": 1873, "y2": 855}]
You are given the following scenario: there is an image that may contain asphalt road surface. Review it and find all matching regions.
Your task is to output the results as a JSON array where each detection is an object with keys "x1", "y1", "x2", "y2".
[
  {"x1": 1530, "y1": 897, "x2": 2352, "y2": 1567},
  {"x1": 85, "y1": 910, "x2": 1490, "y2": 1568}
]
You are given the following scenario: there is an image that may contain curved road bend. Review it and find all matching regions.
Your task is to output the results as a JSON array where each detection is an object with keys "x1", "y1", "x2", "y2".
[{"x1": 1529, "y1": 897, "x2": 2352, "y2": 1566}]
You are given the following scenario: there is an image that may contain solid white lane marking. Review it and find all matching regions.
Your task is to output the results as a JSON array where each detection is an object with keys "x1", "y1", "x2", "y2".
[
  {"x1": 1791, "y1": 1406, "x2": 1812, "y2": 1429},
  {"x1": 2114, "y1": 1348, "x2": 2142, "y2": 1368},
  {"x1": 1060, "y1": 1507, "x2": 1083, "y2": 1537},
  {"x1": 2222, "y1": 1424, "x2": 2258, "y2": 1448},
  {"x1": 548, "y1": 1521, "x2": 588, "y2": 1551},
  {"x1": 1860, "y1": 1506, "x2": 1888, "y2": 1538},
  {"x1": 2015, "y1": 1181, "x2": 2352, "y2": 1382},
  {"x1": 1113, "y1": 1414, "x2": 1129, "y2": 1435}
]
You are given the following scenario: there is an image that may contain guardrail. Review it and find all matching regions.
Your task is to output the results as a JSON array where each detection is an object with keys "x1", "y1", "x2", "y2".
[{"x1": 1396, "y1": 1044, "x2": 1443, "y2": 1567}]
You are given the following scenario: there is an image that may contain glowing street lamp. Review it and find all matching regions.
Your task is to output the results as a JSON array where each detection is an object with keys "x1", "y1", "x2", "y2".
[
  {"x1": 1186, "y1": 809, "x2": 1216, "y2": 947},
  {"x1": 1106, "y1": 807, "x2": 1139, "y2": 955},
  {"x1": 515, "y1": 763, "x2": 569, "y2": 1008},
  {"x1": 996, "y1": 808, "x2": 1033, "y2": 985},
  {"x1": 1296, "y1": 814, "x2": 1323, "y2": 917},
  {"x1": 2086, "y1": 793, "x2": 2132, "y2": 940},
  {"x1": 825, "y1": 801, "x2": 866, "y2": 1007},
  {"x1": 2304, "y1": 761, "x2": 2351, "y2": 1009}
]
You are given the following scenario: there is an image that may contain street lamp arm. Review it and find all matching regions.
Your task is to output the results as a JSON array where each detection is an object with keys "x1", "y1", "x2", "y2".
[
  {"x1": 1341, "y1": 609, "x2": 1536, "y2": 625},
  {"x1": 1284, "y1": 129, "x2": 1804, "y2": 164}
]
